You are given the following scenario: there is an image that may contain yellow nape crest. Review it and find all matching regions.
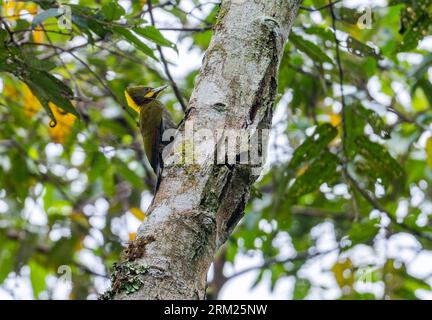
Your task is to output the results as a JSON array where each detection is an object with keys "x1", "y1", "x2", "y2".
[{"x1": 124, "y1": 90, "x2": 141, "y2": 113}]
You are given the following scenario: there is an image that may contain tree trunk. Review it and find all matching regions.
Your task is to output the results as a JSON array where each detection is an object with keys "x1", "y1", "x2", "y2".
[{"x1": 113, "y1": 0, "x2": 301, "y2": 300}]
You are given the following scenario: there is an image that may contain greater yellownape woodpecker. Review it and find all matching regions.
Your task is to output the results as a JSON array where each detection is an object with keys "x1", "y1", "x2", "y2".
[{"x1": 124, "y1": 85, "x2": 176, "y2": 189}]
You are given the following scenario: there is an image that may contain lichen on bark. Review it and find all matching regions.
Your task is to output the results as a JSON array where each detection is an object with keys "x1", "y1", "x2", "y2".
[{"x1": 100, "y1": 236, "x2": 155, "y2": 299}]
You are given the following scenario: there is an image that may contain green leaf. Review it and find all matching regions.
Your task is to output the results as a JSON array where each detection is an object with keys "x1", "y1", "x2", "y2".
[
  {"x1": 25, "y1": 69, "x2": 78, "y2": 119},
  {"x1": 133, "y1": 26, "x2": 177, "y2": 51},
  {"x1": 426, "y1": 137, "x2": 432, "y2": 169},
  {"x1": 396, "y1": 0, "x2": 432, "y2": 33},
  {"x1": 288, "y1": 151, "x2": 340, "y2": 199},
  {"x1": 14, "y1": 19, "x2": 31, "y2": 32},
  {"x1": 335, "y1": 7, "x2": 370, "y2": 25},
  {"x1": 349, "y1": 218, "x2": 380, "y2": 245},
  {"x1": 192, "y1": 30, "x2": 213, "y2": 50},
  {"x1": 0, "y1": 236, "x2": 19, "y2": 284},
  {"x1": 43, "y1": 183, "x2": 55, "y2": 213},
  {"x1": 289, "y1": 124, "x2": 338, "y2": 170},
  {"x1": 356, "y1": 104, "x2": 391, "y2": 139},
  {"x1": 49, "y1": 237, "x2": 78, "y2": 266},
  {"x1": 411, "y1": 54, "x2": 432, "y2": 81},
  {"x1": 23, "y1": 52, "x2": 57, "y2": 71},
  {"x1": 24, "y1": 80, "x2": 57, "y2": 124},
  {"x1": 113, "y1": 27, "x2": 158, "y2": 60},
  {"x1": 304, "y1": 26, "x2": 334, "y2": 42},
  {"x1": 346, "y1": 36, "x2": 380, "y2": 59},
  {"x1": 100, "y1": 1, "x2": 125, "y2": 21},
  {"x1": 354, "y1": 136, "x2": 404, "y2": 185},
  {"x1": 413, "y1": 78, "x2": 432, "y2": 107},
  {"x1": 293, "y1": 278, "x2": 311, "y2": 300},
  {"x1": 103, "y1": 165, "x2": 115, "y2": 197},
  {"x1": 29, "y1": 260, "x2": 48, "y2": 299},
  {"x1": 0, "y1": 50, "x2": 17, "y2": 73},
  {"x1": 113, "y1": 158, "x2": 143, "y2": 188},
  {"x1": 31, "y1": 8, "x2": 61, "y2": 29},
  {"x1": 70, "y1": 4, "x2": 110, "y2": 39},
  {"x1": 88, "y1": 152, "x2": 108, "y2": 184},
  {"x1": 345, "y1": 104, "x2": 366, "y2": 160},
  {"x1": 0, "y1": 29, "x2": 7, "y2": 44},
  {"x1": 404, "y1": 274, "x2": 432, "y2": 292},
  {"x1": 289, "y1": 33, "x2": 333, "y2": 65},
  {"x1": 399, "y1": 14, "x2": 432, "y2": 52}
]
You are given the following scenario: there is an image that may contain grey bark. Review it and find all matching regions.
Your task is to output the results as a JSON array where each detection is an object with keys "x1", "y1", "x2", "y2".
[{"x1": 114, "y1": 0, "x2": 301, "y2": 300}]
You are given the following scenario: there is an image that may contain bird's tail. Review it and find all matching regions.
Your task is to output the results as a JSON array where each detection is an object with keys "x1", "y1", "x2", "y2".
[{"x1": 154, "y1": 164, "x2": 162, "y2": 193}]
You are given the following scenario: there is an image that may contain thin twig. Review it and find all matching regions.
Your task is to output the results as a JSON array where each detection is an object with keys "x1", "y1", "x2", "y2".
[
  {"x1": 158, "y1": 26, "x2": 213, "y2": 32},
  {"x1": 0, "y1": 17, "x2": 18, "y2": 45},
  {"x1": 42, "y1": 41, "x2": 98, "y2": 59},
  {"x1": 147, "y1": 0, "x2": 188, "y2": 112},
  {"x1": 13, "y1": 28, "x2": 72, "y2": 36},
  {"x1": 329, "y1": 0, "x2": 347, "y2": 158},
  {"x1": 300, "y1": 0, "x2": 343, "y2": 12},
  {"x1": 4, "y1": 229, "x2": 108, "y2": 278},
  {"x1": 41, "y1": 27, "x2": 87, "y2": 123},
  {"x1": 288, "y1": 63, "x2": 316, "y2": 78},
  {"x1": 134, "y1": 0, "x2": 176, "y2": 18},
  {"x1": 226, "y1": 247, "x2": 339, "y2": 280},
  {"x1": 346, "y1": 172, "x2": 432, "y2": 242},
  {"x1": 94, "y1": 43, "x2": 168, "y2": 82},
  {"x1": 329, "y1": 0, "x2": 360, "y2": 220}
]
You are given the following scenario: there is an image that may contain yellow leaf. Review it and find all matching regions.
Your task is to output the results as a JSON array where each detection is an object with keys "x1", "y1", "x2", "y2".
[
  {"x1": 297, "y1": 165, "x2": 308, "y2": 176},
  {"x1": 332, "y1": 258, "x2": 354, "y2": 289},
  {"x1": 329, "y1": 113, "x2": 341, "y2": 127},
  {"x1": 73, "y1": 235, "x2": 86, "y2": 251},
  {"x1": 28, "y1": 147, "x2": 39, "y2": 160},
  {"x1": 13, "y1": 1, "x2": 25, "y2": 17},
  {"x1": 2, "y1": 1, "x2": 15, "y2": 18},
  {"x1": 426, "y1": 137, "x2": 432, "y2": 169},
  {"x1": 28, "y1": 3, "x2": 38, "y2": 16},
  {"x1": 32, "y1": 27, "x2": 44, "y2": 44},
  {"x1": 70, "y1": 212, "x2": 90, "y2": 229},
  {"x1": 129, "y1": 207, "x2": 146, "y2": 221},
  {"x1": 3, "y1": 82, "x2": 20, "y2": 99},
  {"x1": 346, "y1": 24, "x2": 361, "y2": 39},
  {"x1": 48, "y1": 103, "x2": 76, "y2": 143},
  {"x1": 23, "y1": 83, "x2": 42, "y2": 117},
  {"x1": 2, "y1": 0, "x2": 25, "y2": 20},
  {"x1": 412, "y1": 88, "x2": 428, "y2": 112}
]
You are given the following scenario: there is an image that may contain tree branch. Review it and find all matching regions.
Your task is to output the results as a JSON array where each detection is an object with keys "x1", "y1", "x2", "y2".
[
  {"x1": 300, "y1": 0, "x2": 342, "y2": 12},
  {"x1": 226, "y1": 247, "x2": 339, "y2": 281},
  {"x1": 147, "y1": 0, "x2": 188, "y2": 112},
  {"x1": 158, "y1": 26, "x2": 213, "y2": 32},
  {"x1": 346, "y1": 172, "x2": 432, "y2": 242}
]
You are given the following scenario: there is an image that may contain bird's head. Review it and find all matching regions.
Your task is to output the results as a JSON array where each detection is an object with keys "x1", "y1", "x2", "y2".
[{"x1": 124, "y1": 85, "x2": 167, "y2": 112}]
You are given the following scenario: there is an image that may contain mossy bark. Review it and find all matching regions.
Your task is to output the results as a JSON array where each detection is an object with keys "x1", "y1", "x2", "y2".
[{"x1": 112, "y1": 0, "x2": 302, "y2": 300}]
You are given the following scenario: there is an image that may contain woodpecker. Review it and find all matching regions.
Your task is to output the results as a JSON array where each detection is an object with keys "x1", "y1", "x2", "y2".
[{"x1": 124, "y1": 85, "x2": 176, "y2": 190}]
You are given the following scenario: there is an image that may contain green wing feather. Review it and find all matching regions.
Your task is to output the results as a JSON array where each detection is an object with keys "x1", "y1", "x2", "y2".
[{"x1": 139, "y1": 100, "x2": 177, "y2": 190}]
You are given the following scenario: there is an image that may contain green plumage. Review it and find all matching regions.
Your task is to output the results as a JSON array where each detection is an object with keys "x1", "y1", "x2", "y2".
[{"x1": 124, "y1": 85, "x2": 176, "y2": 189}]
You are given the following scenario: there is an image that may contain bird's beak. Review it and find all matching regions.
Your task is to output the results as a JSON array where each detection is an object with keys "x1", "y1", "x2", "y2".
[{"x1": 152, "y1": 85, "x2": 168, "y2": 96}]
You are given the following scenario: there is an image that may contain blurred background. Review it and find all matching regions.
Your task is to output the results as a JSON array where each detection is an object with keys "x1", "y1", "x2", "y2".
[{"x1": 0, "y1": 0, "x2": 432, "y2": 299}]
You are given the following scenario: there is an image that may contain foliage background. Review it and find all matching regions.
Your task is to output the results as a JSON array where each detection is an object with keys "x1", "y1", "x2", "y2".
[{"x1": 0, "y1": 0, "x2": 431, "y2": 299}]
